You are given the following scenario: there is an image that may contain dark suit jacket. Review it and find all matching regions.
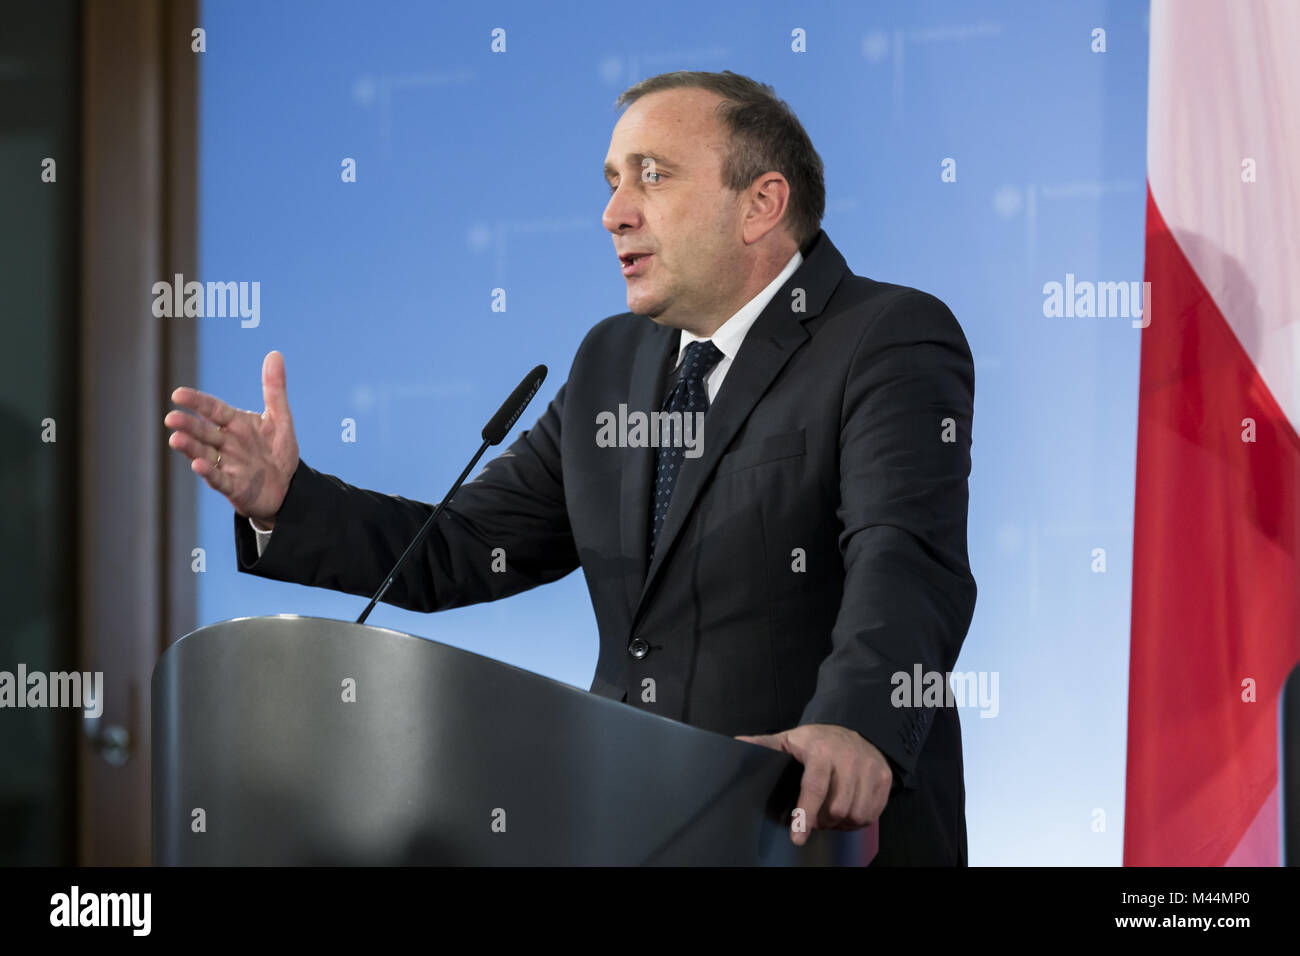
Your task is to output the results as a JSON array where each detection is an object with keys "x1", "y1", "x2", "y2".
[{"x1": 234, "y1": 229, "x2": 977, "y2": 865}]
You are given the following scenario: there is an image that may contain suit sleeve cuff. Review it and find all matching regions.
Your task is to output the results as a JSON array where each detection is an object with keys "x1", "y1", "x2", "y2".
[
  {"x1": 233, "y1": 459, "x2": 311, "y2": 571},
  {"x1": 798, "y1": 691, "x2": 933, "y2": 791}
]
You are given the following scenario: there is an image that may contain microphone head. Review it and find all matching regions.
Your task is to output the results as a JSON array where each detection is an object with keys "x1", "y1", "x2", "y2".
[{"x1": 482, "y1": 365, "x2": 548, "y2": 445}]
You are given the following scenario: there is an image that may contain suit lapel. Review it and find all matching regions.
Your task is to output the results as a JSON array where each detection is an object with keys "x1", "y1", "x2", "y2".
[
  {"x1": 630, "y1": 230, "x2": 850, "y2": 625},
  {"x1": 634, "y1": 307, "x2": 808, "y2": 613},
  {"x1": 619, "y1": 321, "x2": 679, "y2": 611}
]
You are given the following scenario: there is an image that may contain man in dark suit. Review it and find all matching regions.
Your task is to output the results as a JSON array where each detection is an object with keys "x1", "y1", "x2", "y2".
[{"x1": 164, "y1": 70, "x2": 976, "y2": 865}]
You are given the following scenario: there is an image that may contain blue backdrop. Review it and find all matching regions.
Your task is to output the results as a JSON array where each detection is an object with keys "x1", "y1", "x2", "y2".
[{"x1": 196, "y1": 0, "x2": 1149, "y2": 865}]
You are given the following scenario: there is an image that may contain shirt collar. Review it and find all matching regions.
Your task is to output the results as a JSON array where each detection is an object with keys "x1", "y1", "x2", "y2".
[{"x1": 675, "y1": 248, "x2": 804, "y2": 366}]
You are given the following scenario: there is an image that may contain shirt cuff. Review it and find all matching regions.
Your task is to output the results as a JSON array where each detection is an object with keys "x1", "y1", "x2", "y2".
[{"x1": 250, "y1": 517, "x2": 273, "y2": 557}]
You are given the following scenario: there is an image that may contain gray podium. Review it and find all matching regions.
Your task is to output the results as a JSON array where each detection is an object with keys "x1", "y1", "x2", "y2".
[{"x1": 152, "y1": 615, "x2": 877, "y2": 866}]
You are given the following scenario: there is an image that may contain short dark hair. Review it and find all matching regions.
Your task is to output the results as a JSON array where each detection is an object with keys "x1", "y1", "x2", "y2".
[{"x1": 615, "y1": 70, "x2": 825, "y2": 250}]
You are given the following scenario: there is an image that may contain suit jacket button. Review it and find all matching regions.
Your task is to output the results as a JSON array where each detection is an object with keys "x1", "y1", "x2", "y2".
[{"x1": 628, "y1": 638, "x2": 649, "y2": 660}]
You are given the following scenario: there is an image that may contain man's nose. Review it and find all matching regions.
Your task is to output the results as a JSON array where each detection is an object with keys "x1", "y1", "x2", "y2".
[{"x1": 602, "y1": 184, "x2": 642, "y2": 234}]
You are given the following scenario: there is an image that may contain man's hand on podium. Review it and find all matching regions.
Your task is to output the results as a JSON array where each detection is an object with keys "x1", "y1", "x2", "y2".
[
  {"x1": 164, "y1": 350, "x2": 300, "y2": 531},
  {"x1": 736, "y1": 723, "x2": 891, "y2": 845}
]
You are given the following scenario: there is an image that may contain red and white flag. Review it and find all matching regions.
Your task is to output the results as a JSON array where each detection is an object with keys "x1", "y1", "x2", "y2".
[{"x1": 1127, "y1": 0, "x2": 1300, "y2": 865}]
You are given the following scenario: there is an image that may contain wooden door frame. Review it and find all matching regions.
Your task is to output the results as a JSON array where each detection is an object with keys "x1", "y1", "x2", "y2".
[{"x1": 79, "y1": 0, "x2": 197, "y2": 865}]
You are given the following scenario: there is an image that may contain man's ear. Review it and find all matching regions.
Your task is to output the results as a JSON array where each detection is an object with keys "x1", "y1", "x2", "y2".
[{"x1": 741, "y1": 173, "x2": 792, "y2": 243}]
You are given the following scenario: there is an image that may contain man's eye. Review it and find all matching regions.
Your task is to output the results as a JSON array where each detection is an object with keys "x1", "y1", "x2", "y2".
[{"x1": 607, "y1": 172, "x2": 663, "y2": 194}]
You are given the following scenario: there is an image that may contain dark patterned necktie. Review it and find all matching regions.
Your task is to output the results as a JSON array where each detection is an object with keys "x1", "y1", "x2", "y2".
[{"x1": 649, "y1": 339, "x2": 724, "y2": 558}]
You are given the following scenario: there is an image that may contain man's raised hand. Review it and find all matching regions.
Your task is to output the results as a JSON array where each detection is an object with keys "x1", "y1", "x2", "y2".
[{"x1": 164, "y1": 350, "x2": 299, "y2": 530}]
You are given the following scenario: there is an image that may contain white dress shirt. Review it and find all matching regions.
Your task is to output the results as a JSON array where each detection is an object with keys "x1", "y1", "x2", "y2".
[
  {"x1": 252, "y1": 248, "x2": 804, "y2": 557},
  {"x1": 673, "y1": 248, "x2": 803, "y2": 402}
]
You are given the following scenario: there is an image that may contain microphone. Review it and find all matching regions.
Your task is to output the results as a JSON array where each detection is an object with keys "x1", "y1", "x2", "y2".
[
  {"x1": 482, "y1": 365, "x2": 547, "y2": 444},
  {"x1": 355, "y1": 364, "x2": 548, "y2": 624}
]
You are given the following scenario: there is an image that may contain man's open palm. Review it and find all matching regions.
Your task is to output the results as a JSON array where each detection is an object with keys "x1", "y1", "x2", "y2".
[{"x1": 164, "y1": 350, "x2": 299, "y2": 530}]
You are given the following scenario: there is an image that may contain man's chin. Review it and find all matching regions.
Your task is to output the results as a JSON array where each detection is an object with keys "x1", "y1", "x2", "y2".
[
  {"x1": 628, "y1": 291, "x2": 692, "y2": 329},
  {"x1": 627, "y1": 293, "x2": 666, "y2": 321}
]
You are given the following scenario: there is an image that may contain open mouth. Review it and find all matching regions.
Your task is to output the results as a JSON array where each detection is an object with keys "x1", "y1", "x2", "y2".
[{"x1": 620, "y1": 253, "x2": 652, "y2": 276}]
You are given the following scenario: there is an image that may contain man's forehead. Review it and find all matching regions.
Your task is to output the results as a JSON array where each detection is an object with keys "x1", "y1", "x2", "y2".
[
  {"x1": 621, "y1": 86, "x2": 725, "y2": 122},
  {"x1": 605, "y1": 90, "x2": 725, "y2": 156}
]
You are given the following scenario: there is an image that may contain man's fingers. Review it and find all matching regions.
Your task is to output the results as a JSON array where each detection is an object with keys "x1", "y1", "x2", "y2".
[
  {"x1": 167, "y1": 412, "x2": 243, "y2": 503},
  {"x1": 822, "y1": 767, "x2": 858, "y2": 828},
  {"x1": 171, "y1": 386, "x2": 238, "y2": 428},
  {"x1": 189, "y1": 450, "x2": 230, "y2": 496},
  {"x1": 164, "y1": 409, "x2": 224, "y2": 448},
  {"x1": 167, "y1": 428, "x2": 218, "y2": 465},
  {"x1": 261, "y1": 350, "x2": 291, "y2": 421},
  {"x1": 792, "y1": 759, "x2": 831, "y2": 846},
  {"x1": 842, "y1": 782, "x2": 879, "y2": 830},
  {"x1": 735, "y1": 733, "x2": 786, "y2": 751}
]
